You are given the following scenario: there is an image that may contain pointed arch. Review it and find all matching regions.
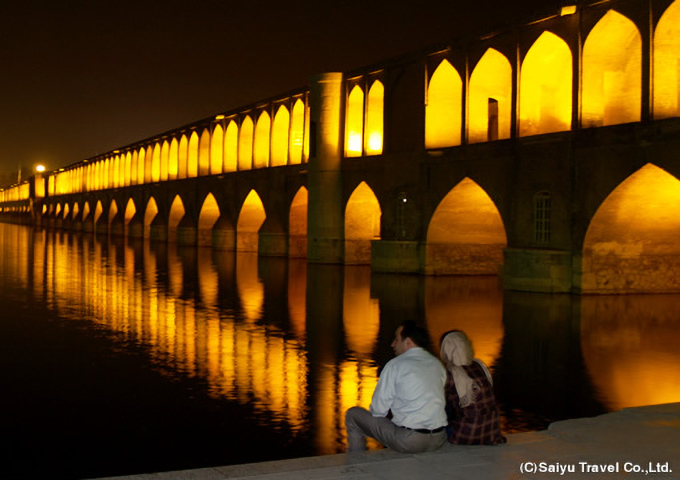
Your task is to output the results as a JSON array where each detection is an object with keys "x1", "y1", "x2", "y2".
[
  {"x1": 345, "y1": 181, "x2": 381, "y2": 265},
  {"x1": 169, "y1": 138, "x2": 179, "y2": 180},
  {"x1": 82, "y1": 202, "x2": 91, "y2": 222},
  {"x1": 103, "y1": 158, "x2": 110, "y2": 189},
  {"x1": 198, "y1": 193, "x2": 221, "y2": 246},
  {"x1": 72, "y1": 202, "x2": 79, "y2": 220},
  {"x1": 583, "y1": 10, "x2": 641, "y2": 127},
  {"x1": 254, "y1": 111, "x2": 271, "y2": 169},
  {"x1": 144, "y1": 197, "x2": 159, "y2": 238},
  {"x1": 63, "y1": 203, "x2": 70, "y2": 220},
  {"x1": 94, "y1": 200, "x2": 104, "y2": 225},
  {"x1": 178, "y1": 134, "x2": 189, "y2": 179},
  {"x1": 654, "y1": 0, "x2": 680, "y2": 119},
  {"x1": 188, "y1": 131, "x2": 199, "y2": 177},
  {"x1": 144, "y1": 147, "x2": 153, "y2": 184},
  {"x1": 365, "y1": 80, "x2": 384, "y2": 155},
  {"x1": 112, "y1": 155, "x2": 120, "y2": 188},
  {"x1": 224, "y1": 120, "x2": 238, "y2": 172},
  {"x1": 137, "y1": 147, "x2": 146, "y2": 185},
  {"x1": 124, "y1": 152, "x2": 132, "y2": 186},
  {"x1": 238, "y1": 116, "x2": 254, "y2": 171},
  {"x1": 199, "y1": 128, "x2": 211, "y2": 176},
  {"x1": 210, "y1": 125, "x2": 224, "y2": 175},
  {"x1": 289, "y1": 186, "x2": 308, "y2": 257},
  {"x1": 237, "y1": 189, "x2": 265, "y2": 252},
  {"x1": 426, "y1": 178, "x2": 507, "y2": 275},
  {"x1": 520, "y1": 31, "x2": 573, "y2": 136},
  {"x1": 160, "y1": 140, "x2": 170, "y2": 181},
  {"x1": 582, "y1": 164, "x2": 680, "y2": 293},
  {"x1": 469, "y1": 48, "x2": 512, "y2": 143},
  {"x1": 131, "y1": 150, "x2": 139, "y2": 185},
  {"x1": 168, "y1": 195, "x2": 186, "y2": 242},
  {"x1": 289, "y1": 99, "x2": 305, "y2": 165},
  {"x1": 108, "y1": 199, "x2": 119, "y2": 225},
  {"x1": 271, "y1": 105, "x2": 290, "y2": 167},
  {"x1": 124, "y1": 198, "x2": 136, "y2": 225},
  {"x1": 345, "y1": 85, "x2": 364, "y2": 157},
  {"x1": 426, "y1": 59, "x2": 463, "y2": 148},
  {"x1": 149, "y1": 143, "x2": 161, "y2": 182}
]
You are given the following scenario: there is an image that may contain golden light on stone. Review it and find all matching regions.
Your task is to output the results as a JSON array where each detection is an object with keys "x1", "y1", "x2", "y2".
[
  {"x1": 344, "y1": 181, "x2": 381, "y2": 265},
  {"x1": 345, "y1": 85, "x2": 364, "y2": 157},
  {"x1": 653, "y1": 0, "x2": 680, "y2": 119},
  {"x1": 582, "y1": 163, "x2": 680, "y2": 293},
  {"x1": 468, "y1": 48, "x2": 512, "y2": 143},
  {"x1": 271, "y1": 105, "x2": 290, "y2": 167},
  {"x1": 582, "y1": 10, "x2": 641, "y2": 127},
  {"x1": 426, "y1": 59, "x2": 462, "y2": 148},
  {"x1": 520, "y1": 31, "x2": 572, "y2": 136},
  {"x1": 426, "y1": 177, "x2": 506, "y2": 275},
  {"x1": 560, "y1": 5, "x2": 577, "y2": 16},
  {"x1": 237, "y1": 189, "x2": 266, "y2": 252}
]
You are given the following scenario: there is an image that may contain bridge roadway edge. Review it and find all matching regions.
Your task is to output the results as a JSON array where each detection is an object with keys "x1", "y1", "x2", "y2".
[{"x1": 99, "y1": 402, "x2": 680, "y2": 480}]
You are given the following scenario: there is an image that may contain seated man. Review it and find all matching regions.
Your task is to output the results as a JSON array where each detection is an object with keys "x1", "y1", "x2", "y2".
[{"x1": 345, "y1": 321, "x2": 448, "y2": 453}]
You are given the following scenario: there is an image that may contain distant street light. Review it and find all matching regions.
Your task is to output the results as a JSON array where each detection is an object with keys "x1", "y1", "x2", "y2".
[{"x1": 35, "y1": 165, "x2": 46, "y2": 173}]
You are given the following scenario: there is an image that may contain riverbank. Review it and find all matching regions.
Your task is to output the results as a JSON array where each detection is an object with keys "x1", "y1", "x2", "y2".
[{"x1": 102, "y1": 403, "x2": 680, "y2": 479}]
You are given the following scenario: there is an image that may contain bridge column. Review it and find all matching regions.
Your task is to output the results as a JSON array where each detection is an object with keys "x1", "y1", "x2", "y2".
[
  {"x1": 128, "y1": 212, "x2": 144, "y2": 238},
  {"x1": 176, "y1": 216, "x2": 198, "y2": 246},
  {"x1": 150, "y1": 216, "x2": 168, "y2": 242},
  {"x1": 211, "y1": 216, "x2": 235, "y2": 250},
  {"x1": 307, "y1": 72, "x2": 345, "y2": 264},
  {"x1": 502, "y1": 248, "x2": 573, "y2": 293}
]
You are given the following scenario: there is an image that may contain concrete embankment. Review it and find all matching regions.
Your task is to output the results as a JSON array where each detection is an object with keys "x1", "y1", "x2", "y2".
[{"x1": 103, "y1": 403, "x2": 680, "y2": 480}]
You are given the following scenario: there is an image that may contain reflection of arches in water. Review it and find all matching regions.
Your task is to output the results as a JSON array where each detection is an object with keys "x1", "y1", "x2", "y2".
[
  {"x1": 426, "y1": 177, "x2": 506, "y2": 275},
  {"x1": 197, "y1": 247, "x2": 218, "y2": 308},
  {"x1": 236, "y1": 252, "x2": 264, "y2": 322},
  {"x1": 345, "y1": 181, "x2": 381, "y2": 265},
  {"x1": 287, "y1": 258, "x2": 307, "y2": 339},
  {"x1": 343, "y1": 266, "x2": 380, "y2": 357},
  {"x1": 494, "y1": 291, "x2": 606, "y2": 433},
  {"x1": 580, "y1": 294, "x2": 680, "y2": 410},
  {"x1": 582, "y1": 163, "x2": 680, "y2": 293},
  {"x1": 424, "y1": 275, "x2": 503, "y2": 367}
]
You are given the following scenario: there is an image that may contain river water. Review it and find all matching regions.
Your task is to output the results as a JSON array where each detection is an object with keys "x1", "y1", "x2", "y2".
[{"x1": 1, "y1": 223, "x2": 679, "y2": 479}]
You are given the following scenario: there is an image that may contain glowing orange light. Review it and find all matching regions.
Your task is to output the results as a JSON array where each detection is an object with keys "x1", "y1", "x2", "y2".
[{"x1": 426, "y1": 60, "x2": 462, "y2": 148}]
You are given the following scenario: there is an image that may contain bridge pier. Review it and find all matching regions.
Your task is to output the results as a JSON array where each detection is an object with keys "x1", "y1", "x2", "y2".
[
  {"x1": 370, "y1": 240, "x2": 423, "y2": 274},
  {"x1": 502, "y1": 248, "x2": 573, "y2": 293},
  {"x1": 307, "y1": 72, "x2": 345, "y2": 265}
]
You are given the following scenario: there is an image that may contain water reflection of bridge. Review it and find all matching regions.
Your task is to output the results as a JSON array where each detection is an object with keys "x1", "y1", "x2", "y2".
[
  {"x1": 2, "y1": 0, "x2": 680, "y2": 294},
  {"x1": 3, "y1": 223, "x2": 680, "y2": 451}
]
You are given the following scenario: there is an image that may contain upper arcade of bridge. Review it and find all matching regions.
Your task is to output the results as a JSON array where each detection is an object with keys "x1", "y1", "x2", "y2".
[{"x1": 0, "y1": 0, "x2": 678, "y2": 206}]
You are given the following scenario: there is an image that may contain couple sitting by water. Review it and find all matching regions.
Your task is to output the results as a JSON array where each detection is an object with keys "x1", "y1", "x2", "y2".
[{"x1": 345, "y1": 321, "x2": 506, "y2": 453}]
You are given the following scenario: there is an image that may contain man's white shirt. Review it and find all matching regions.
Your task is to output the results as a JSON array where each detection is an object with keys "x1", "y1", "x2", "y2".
[{"x1": 369, "y1": 347, "x2": 447, "y2": 430}]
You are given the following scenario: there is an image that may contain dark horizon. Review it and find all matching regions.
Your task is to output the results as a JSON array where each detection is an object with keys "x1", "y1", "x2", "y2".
[{"x1": 0, "y1": 0, "x2": 559, "y2": 177}]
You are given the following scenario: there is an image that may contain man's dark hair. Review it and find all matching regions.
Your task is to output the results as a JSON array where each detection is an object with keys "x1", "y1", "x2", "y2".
[{"x1": 399, "y1": 321, "x2": 431, "y2": 350}]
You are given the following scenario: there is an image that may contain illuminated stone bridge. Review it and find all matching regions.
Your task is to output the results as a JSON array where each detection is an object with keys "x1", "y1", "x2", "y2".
[{"x1": 2, "y1": 0, "x2": 680, "y2": 294}]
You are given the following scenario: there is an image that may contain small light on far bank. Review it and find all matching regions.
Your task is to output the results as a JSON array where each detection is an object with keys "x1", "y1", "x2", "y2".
[{"x1": 35, "y1": 165, "x2": 46, "y2": 173}]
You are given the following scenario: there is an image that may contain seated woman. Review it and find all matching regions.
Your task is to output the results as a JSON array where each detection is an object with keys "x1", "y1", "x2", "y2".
[{"x1": 439, "y1": 330, "x2": 506, "y2": 445}]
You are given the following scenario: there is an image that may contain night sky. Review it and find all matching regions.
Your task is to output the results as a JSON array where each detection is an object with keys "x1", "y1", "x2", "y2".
[{"x1": 0, "y1": 0, "x2": 560, "y2": 178}]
